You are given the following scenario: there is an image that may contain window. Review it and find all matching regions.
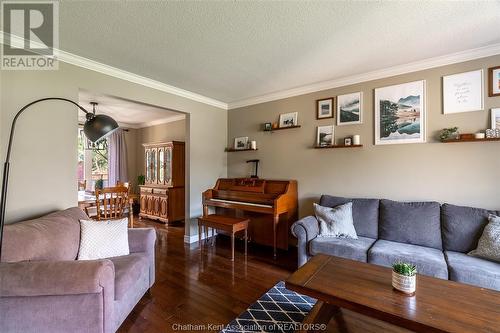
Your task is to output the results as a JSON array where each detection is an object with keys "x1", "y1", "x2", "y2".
[{"x1": 77, "y1": 128, "x2": 109, "y2": 190}]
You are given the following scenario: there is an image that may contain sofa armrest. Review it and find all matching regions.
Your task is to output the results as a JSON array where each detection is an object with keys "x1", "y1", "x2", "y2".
[
  {"x1": 0, "y1": 259, "x2": 114, "y2": 297},
  {"x1": 128, "y1": 228, "x2": 156, "y2": 254},
  {"x1": 291, "y1": 216, "x2": 319, "y2": 267},
  {"x1": 128, "y1": 227, "x2": 156, "y2": 287}
]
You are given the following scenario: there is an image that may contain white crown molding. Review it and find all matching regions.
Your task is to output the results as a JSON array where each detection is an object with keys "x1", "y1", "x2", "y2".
[
  {"x1": 227, "y1": 43, "x2": 500, "y2": 109},
  {"x1": 137, "y1": 114, "x2": 186, "y2": 128},
  {"x1": 0, "y1": 32, "x2": 229, "y2": 110}
]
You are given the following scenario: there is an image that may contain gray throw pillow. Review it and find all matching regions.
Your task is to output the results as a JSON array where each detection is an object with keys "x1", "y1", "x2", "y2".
[
  {"x1": 469, "y1": 214, "x2": 500, "y2": 263},
  {"x1": 314, "y1": 202, "x2": 358, "y2": 239}
]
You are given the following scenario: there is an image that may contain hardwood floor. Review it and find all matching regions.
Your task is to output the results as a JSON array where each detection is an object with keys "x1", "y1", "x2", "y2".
[{"x1": 119, "y1": 218, "x2": 408, "y2": 333}]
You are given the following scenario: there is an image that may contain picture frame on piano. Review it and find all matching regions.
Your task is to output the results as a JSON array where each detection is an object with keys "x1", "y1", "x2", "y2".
[{"x1": 234, "y1": 136, "x2": 249, "y2": 150}]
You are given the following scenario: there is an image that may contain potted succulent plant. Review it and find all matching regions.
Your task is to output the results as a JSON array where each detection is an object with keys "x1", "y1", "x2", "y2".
[
  {"x1": 392, "y1": 261, "x2": 417, "y2": 295},
  {"x1": 439, "y1": 127, "x2": 459, "y2": 141}
]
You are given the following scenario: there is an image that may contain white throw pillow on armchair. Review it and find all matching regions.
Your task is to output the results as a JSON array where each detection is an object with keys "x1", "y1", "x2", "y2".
[{"x1": 78, "y1": 218, "x2": 130, "y2": 260}]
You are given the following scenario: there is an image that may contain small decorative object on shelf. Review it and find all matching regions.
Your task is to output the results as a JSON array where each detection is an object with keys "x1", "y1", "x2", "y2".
[
  {"x1": 475, "y1": 132, "x2": 485, "y2": 139},
  {"x1": 439, "y1": 127, "x2": 459, "y2": 141},
  {"x1": 250, "y1": 141, "x2": 257, "y2": 150},
  {"x1": 263, "y1": 123, "x2": 272, "y2": 131},
  {"x1": 486, "y1": 129, "x2": 495, "y2": 138},
  {"x1": 459, "y1": 133, "x2": 475, "y2": 140},
  {"x1": 392, "y1": 261, "x2": 417, "y2": 296},
  {"x1": 272, "y1": 122, "x2": 278, "y2": 129},
  {"x1": 344, "y1": 137, "x2": 352, "y2": 146},
  {"x1": 353, "y1": 134, "x2": 361, "y2": 145}
]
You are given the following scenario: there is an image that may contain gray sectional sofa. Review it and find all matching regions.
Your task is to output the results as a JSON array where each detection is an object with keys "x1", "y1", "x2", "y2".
[{"x1": 292, "y1": 195, "x2": 500, "y2": 291}]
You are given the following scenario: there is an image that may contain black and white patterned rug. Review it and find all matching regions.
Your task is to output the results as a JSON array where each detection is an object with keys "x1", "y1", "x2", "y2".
[{"x1": 220, "y1": 281, "x2": 317, "y2": 333}]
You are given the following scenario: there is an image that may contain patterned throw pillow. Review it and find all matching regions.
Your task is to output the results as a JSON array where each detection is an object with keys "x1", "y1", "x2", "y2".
[
  {"x1": 314, "y1": 202, "x2": 358, "y2": 239},
  {"x1": 78, "y1": 218, "x2": 130, "y2": 260},
  {"x1": 469, "y1": 214, "x2": 500, "y2": 263}
]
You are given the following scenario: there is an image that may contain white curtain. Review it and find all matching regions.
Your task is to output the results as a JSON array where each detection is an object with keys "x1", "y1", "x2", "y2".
[{"x1": 108, "y1": 129, "x2": 128, "y2": 186}]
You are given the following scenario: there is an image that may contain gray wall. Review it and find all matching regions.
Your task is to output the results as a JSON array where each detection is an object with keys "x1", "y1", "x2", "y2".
[
  {"x1": 228, "y1": 54, "x2": 500, "y2": 216},
  {"x1": 1, "y1": 63, "x2": 227, "y2": 240}
]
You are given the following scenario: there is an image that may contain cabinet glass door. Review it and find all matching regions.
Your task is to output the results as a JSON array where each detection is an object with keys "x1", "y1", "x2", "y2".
[
  {"x1": 145, "y1": 149, "x2": 151, "y2": 183},
  {"x1": 165, "y1": 146, "x2": 172, "y2": 186},
  {"x1": 151, "y1": 148, "x2": 157, "y2": 183},
  {"x1": 158, "y1": 148, "x2": 165, "y2": 184}
]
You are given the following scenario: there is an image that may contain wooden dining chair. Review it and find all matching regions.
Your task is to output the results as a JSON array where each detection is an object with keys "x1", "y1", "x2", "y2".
[{"x1": 86, "y1": 186, "x2": 134, "y2": 227}]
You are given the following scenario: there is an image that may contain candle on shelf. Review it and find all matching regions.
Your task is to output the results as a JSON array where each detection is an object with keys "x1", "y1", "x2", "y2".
[
  {"x1": 251, "y1": 141, "x2": 257, "y2": 150},
  {"x1": 353, "y1": 135, "x2": 361, "y2": 145}
]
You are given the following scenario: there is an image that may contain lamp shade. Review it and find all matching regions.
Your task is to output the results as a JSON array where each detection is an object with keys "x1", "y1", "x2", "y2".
[{"x1": 84, "y1": 114, "x2": 119, "y2": 142}]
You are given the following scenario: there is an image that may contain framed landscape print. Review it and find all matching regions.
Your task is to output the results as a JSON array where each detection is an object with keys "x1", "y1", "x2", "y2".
[
  {"x1": 234, "y1": 136, "x2": 248, "y2": 150},
  {"x1": 489, "y1": 66, "x2": 500, "y2": 97},
  {"x1": 337, "y1": 92, "x2": 362, "y2": 125},
  {"x1": 316, "y1": 98, "x2": 334, "y2": 119},
  {"x1": 375, "y1": 80, "x2": 426, "y2": 145},
  {"x1": 491, "y1": 108, "x2": 500, "y2": 129},
  {"x1": 279, "y1": 112, "x2": 298, "y2": 128},
  {"x1": 316, "y1": 125, "x2": 334, "y2": 147},
  {"x1": 443, "y1": 69, "x2": 484, "y2": 114}
]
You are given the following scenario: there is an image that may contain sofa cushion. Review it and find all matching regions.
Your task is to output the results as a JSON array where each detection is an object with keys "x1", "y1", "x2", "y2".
[
  {"x1": 368, "y1": 240, "x2": 448, "y2": 279},
  {"x1": 441, "y1": 203, "x2": 494, "y2": 253},
  {"x1": 319, "y1": 195, "x2": 379, "y2": 238},
  {"x1": 379, "y1": 199, "x2": 442, "y2": 250},
  {"x1": 445, "y1": 251, "x2": 500, "y2": 291},
  {"x1": 309, "y1": 236, "x2": 376, "y2": 262},
  {"x1": 109, "y1": 253, "x2": 149, "y2": 300},
  {"x1": 1, "y1": 207, "x2": 87, "y2": 263}
]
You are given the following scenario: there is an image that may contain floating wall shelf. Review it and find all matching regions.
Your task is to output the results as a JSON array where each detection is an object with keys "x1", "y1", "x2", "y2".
[
  {"x1": 314, "y1": 144, "x2": 363, "y2": 149},
  {"x1": 264, "y1": 125, "x2": 301, "y2": 132},
  {"x1": 441, "y1": 138, "x2": 500, "y2": 143},
  {"x1": 225, "y1": 148, "x2": 258, "y2": 152}
]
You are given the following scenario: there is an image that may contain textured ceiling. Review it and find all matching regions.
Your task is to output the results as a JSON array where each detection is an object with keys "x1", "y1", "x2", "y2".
[
  {"x1": 78, "y1": 91, "x2": 183, "y2": 128},
  {"x1": 58, "y1": 1, "x2": 500, "y2": 104}
]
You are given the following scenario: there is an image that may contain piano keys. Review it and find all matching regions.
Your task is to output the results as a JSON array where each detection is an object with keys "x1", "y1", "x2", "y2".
[{"x1": 202, "y1": 178, "x2": 298, "y2": 257}]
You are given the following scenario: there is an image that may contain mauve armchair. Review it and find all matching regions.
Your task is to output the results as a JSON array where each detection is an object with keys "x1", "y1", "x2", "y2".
[{"x1": 0, "y1": 207, "x2": 156, "y2": 333}]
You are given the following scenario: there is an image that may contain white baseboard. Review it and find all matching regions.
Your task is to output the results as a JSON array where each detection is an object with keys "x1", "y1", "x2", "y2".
[{"x1": 184, "y1": 231, "x2": 218, "y2": 244}]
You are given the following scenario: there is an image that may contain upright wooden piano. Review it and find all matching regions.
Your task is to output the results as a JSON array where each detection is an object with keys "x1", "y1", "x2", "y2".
[{"x1": 202, "y1": 178, "x2": 298, "y2": 257}]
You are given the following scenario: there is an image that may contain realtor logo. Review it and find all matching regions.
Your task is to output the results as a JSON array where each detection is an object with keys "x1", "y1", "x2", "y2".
[{"x1": 1, "y1": 1, "x2": 59, "y2": 70}]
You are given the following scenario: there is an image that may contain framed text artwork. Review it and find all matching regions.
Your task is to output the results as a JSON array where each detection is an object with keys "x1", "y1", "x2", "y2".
[{"x1": 443, "y1": 69, "x2": 484, "y2": 114}]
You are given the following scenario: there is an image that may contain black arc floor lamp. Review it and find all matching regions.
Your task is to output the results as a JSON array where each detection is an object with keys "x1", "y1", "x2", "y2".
[{"x1": 0, "y1": 98, "x2": 119, "y2": 260}]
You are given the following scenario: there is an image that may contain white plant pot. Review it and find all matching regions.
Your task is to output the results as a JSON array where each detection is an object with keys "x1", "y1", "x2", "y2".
[{"x1": 392, "y1": 271, "x2": 416, "y2": 295}]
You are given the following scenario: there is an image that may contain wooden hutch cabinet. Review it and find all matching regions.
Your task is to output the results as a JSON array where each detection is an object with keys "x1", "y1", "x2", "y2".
[{"x1": 139, "y1": 141, "x2": 185, "y2": 223}]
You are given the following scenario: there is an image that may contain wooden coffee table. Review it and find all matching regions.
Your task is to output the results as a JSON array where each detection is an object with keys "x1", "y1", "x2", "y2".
[{"x1": 285, "y1": 254, "x2": 500, "y2": 333}]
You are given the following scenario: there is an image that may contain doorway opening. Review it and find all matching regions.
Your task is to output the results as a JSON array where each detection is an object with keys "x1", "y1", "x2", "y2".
[{"x1": 76, "y1": 90, "x2": 187, "y2": 231}]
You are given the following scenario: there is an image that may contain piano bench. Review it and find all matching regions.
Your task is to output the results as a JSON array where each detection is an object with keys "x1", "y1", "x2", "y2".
[{"x1": 197, "y1": 214, "x2": 249, "y2": 261}]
